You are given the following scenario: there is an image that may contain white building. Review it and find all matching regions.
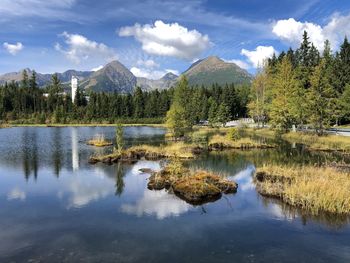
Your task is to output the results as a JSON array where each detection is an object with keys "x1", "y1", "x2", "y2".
[{"x1": 71, "y1": 76, "x2": 78, "y2": 103}]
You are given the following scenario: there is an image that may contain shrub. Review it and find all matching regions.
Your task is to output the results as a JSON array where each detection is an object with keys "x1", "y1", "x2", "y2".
[{"x1": 226, "y1": 128, "x2": 241, "y2": 141}]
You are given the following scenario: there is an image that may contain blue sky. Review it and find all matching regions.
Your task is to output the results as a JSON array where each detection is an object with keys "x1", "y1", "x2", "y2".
[{"x1": 1, "y1": 0, "x2": 350, "y2": 78}]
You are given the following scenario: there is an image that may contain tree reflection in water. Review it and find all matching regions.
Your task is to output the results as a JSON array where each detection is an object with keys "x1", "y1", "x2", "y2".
[{"x1": 115, "y1": 162, "x2": 125, "y2": 196}]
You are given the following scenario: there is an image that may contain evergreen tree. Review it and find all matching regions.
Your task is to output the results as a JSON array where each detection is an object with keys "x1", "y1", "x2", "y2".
[
  {"x1": 307, "y1": 59, "x2": 335, "y2": 135},
  {"x1": 166, "y1": 76, "x2": 193, "y2": 138},
  {"x1": 216, "y1": 103, "x2": 231, "y2": 127},
  {"x1": 133, "y1": 87, "x2": 144, "y2": 118},
  {"x1": 208, "y1": 97, "x2": 218, "y2": 126}
]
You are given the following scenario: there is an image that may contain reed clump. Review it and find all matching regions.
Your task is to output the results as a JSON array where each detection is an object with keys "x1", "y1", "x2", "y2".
[
  {"x1": 87, "y1": 134, "x2": 113, "y2": 147},
  {"x1": 255, "y1": 165, "x2": 350, "y2": 215}
]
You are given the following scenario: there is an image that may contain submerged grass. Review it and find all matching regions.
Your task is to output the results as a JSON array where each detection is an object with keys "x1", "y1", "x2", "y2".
[{"x1": 255, "y1": 165, "x2": 350, "y2": 215}]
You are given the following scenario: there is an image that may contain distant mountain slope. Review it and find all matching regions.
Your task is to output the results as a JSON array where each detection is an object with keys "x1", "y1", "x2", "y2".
[
  {"x1": 0, "y1": 69, "x2": 93, "y2": 87},
  {"x1": 0, "y1": 56, "x2": 252, "y2": 92},
  {"x1": 137, "y1": 72, "x2": 178, "y2": 90},
  {"x1": 183, "y1": 56, "x2": 252, "y2": 86},
  {"x1": 79, "y1": 60, "x2": 137, "y2": 93}
]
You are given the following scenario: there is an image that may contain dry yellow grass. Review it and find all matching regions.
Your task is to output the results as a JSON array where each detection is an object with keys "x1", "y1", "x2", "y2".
[
  {"x1": 283, "y1": 132, "x2": 350, "y2": 152},
  {"x1": 127, "y1": 142, "x2": 195, "y2": 159},
  {"x1": 245, "y1": 128, "x2": 277, "y2": 138},
  {"x1": 147, "y1": 160, "x2": 238, "y2": 205},
  {"x1": 90, "y1": 141, "x2": 196, "y2": 164},
  {"x1": 87, "y1": 134, "x2": 113, "y2": 147},
  {"x1": 209, "y1": 134, "x2": 274, "y2": 150},
  {"x1": 255, "y1": 165, "x2": 350, "y2": 214}
]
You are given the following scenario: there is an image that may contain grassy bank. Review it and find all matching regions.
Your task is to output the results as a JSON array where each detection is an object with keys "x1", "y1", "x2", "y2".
[
  {"x1": 247, "y1": 128, "x2": 350, "y2": 152},
  {"x1": 283, "y1": 132, "x2": 350, "y2": 152},
  {"x1": 89, "y1": 141, "x2": 198, "y2": 164},
  {"x1": 254, "y1": 165, "x2": 350, "y2": 214}
]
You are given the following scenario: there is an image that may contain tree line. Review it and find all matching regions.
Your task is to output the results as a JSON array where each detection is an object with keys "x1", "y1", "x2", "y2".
[
  {"x1": 249, "y1": 31, "x2": 350, "y2": 135},
  {"x1": 0, "y1": 70, "x2": 249, "y2": 124}
]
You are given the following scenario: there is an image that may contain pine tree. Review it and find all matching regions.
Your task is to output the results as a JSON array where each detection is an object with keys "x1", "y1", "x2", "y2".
[
  {"x1": 133, "y1": 86, "x2": 144, "y2": 118},
  {"x1": 216, "y1": 103, "x2": 231, "y2": 127},
  {"x1": 166, "y1": 76, "x2": 193, "y2": 138}
]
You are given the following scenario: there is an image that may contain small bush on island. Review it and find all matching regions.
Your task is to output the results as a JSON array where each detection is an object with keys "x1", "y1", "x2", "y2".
[{"x1": 254, "y1": 165, "x2": 350, "y2": 215}]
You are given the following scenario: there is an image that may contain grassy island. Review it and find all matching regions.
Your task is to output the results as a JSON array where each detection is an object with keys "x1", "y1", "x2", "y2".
[
  {"x1": 145, "y1": 160, "x2": 238, "y2": 205},
  {"x1": 254, "y1": 165, "x2": 350, "y2": 215},
  {"x1": 87, "y1": 134, "x2": 113, "y2": 147}
]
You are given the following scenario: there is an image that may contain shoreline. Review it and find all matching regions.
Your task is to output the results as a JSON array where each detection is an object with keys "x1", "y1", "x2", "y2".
[{"x1": 4, "y1": 123, "x2": 166, "y2": 128}]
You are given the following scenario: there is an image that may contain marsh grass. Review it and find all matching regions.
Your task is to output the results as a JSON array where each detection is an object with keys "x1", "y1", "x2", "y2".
[
  {"x1": 283, "y1": 132, "x2": 350, "y2": 152},
  {"x1": 255, "y1": 165, "x2": 350, "y2": 215},
  {"x1": 87, "y1": 134, "x2": 113, "y2": 147},
  {"x1": 209, "y1": 134, "x2": 274, "y2": 150},
  {"x1": 91, "y1": 141, "x2": 197, "y2": 163}
]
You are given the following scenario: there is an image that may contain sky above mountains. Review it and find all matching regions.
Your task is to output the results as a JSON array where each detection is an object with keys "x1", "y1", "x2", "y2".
[{"x1": 1, "y1": 0, "x2": 350, "y2": 77}]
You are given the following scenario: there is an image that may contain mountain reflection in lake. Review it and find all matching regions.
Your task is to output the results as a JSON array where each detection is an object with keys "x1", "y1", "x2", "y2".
[{"x1": 0, "y1": 127, "x2": 350, "y2": 263}]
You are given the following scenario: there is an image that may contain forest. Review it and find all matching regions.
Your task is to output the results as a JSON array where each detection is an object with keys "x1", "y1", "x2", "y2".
[
  {"x1": 249, "y1": 31, "x2": 350, "y2": 134},
  {"x1": 0, "y1": 70, "x2": 249, "y2": 124}
]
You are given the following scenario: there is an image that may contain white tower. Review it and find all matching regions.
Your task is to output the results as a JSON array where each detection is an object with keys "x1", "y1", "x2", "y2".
[{"x1": 71, "y1": 76, "x2": 78, "y2": 103}]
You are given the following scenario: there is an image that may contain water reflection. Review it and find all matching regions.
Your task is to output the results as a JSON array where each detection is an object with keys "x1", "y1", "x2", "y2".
[
  {"x1": 115, "y1": 163, "x2": 125, "y2": 196},
  {"x1": 121, "y1": 189, "x2": 191, "y2": 219},
  {"x1": 71, "y1": 128, "x2": 79, "y2": 171},
  {"x1": 7, "y1": 187, "x2": 26, "y2": 201},
  {"x1": 1, "y1": 127, "x2": 350, "y2": 263},
  {"x1": 52, "y1": 128, "x2": 63, "y2": 177},
  {"x1": 21, "y1": 129, "x2": 39, "y2": 180}
]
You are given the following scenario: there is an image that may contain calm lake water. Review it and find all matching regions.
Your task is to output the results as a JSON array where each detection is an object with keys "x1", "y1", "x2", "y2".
[{"x1": 0, "y1": 126, "x2": 350, "y2": 263}]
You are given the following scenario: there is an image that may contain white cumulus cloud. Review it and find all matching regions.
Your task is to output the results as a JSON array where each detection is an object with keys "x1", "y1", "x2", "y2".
[
  {"x1": 91, "y1": 65, "x2": 103, "y2": 71},
  {"x1": 137, "y1": 59, "x2": 159, "y2": 68},
  {"x1": 55, "y1": 32, "x2": 117, "y2": 64},
  {"x1": 3, "y1": 42, "x2": 23, "y2": 55},
  {"x1": 241, "y1": 46, "x2": 277, "y2": 68},
  {"x1": 119, "y1": 20, "x2": 212, "y2": 60},
  {"x1": 223, "y1": 58, "x2": 250, "y2": 70},
  {"x1": 131, "y1": 67, "x2": 179, "y2": 80},
  {"x1": 272, "y1": 14, "x2": 350, "y2": 50}
]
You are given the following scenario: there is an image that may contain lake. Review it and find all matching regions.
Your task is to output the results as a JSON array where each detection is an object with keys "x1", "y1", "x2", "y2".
[{"x1": 0, "y1": 126, "x2": 350, "y2": 262}]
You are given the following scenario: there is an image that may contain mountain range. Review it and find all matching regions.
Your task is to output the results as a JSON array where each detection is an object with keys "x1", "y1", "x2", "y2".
[{"x1": 0, "y1": 56, "x2": 252, "y2": 93}]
